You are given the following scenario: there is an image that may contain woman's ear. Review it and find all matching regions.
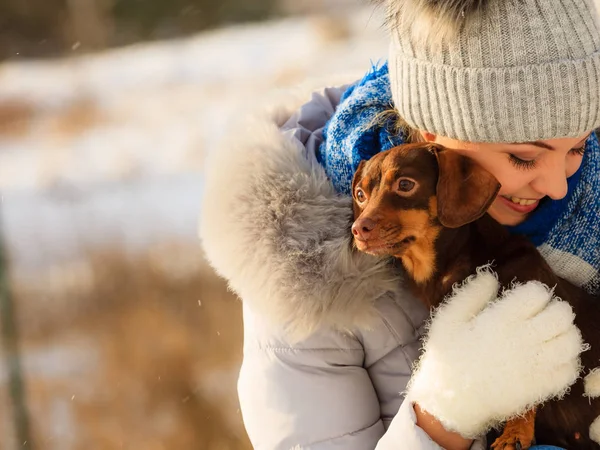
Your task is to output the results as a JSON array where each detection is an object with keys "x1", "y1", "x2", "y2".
[{"x1": 421, "y1": 131, "x2": 437, "y2": 142}]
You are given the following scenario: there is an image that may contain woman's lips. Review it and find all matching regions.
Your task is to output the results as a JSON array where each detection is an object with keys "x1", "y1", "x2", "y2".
[{"x1": 498, "y1": 195, "x2": 540, "y2": 214}]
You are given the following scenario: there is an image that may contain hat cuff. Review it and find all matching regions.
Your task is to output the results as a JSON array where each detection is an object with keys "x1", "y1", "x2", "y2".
[{"x1": 389, "y1": 42, "x2": 600, "y2": 143}]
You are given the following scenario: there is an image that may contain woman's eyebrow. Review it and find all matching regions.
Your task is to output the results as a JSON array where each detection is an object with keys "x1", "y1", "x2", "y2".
[
  {"x1": 510, "y1": 135, "x2": 590, "y2": 151},
  {"x1": 511, "y1": 141, "x2": 556, "y2": 151}
]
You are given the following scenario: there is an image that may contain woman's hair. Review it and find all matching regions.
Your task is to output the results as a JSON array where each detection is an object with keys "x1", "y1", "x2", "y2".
[
  {"x1": 375, "y1": 110, "x2": 600, "y2": 145},
  {"x1": 369, "y1": 106, "x2": 424, "y2": 144}
]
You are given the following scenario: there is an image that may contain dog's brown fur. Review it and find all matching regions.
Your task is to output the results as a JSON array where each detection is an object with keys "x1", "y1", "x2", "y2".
[{"x1": 351, "y1": 143, "x2": 600, "y2": 449}]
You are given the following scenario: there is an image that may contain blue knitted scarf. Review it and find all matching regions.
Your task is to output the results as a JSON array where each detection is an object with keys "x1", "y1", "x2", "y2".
[{"x1": 318, "y1": 63, "x2": 600, "y2": 295}]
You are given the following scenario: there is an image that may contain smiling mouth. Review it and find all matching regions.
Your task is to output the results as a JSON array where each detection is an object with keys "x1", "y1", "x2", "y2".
[
  {"x1": 498, "y1": 195, "x2": 541, "y2": 214},
  {"x1": 500, "y1": 194, "x2": 541, "y2": 206}
]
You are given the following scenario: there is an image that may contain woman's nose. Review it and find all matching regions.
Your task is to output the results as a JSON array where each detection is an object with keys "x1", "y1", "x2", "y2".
[{"x1": 531, "y1": 163, "x2": 569, "y2": 200}]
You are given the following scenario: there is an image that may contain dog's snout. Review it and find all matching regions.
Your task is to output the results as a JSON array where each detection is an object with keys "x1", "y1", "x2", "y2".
[{"x1": 352, "y1": 217, "x2": 377, "y2": 240}]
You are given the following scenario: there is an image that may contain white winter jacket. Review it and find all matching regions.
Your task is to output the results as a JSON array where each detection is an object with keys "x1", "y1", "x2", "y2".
[{"x1": 200, "y1": 77, "x2": 487, "y2": 449}]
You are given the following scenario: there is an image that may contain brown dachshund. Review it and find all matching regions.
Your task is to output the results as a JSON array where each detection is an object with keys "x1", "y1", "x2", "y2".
[{"x1": 351, "y1": 143, "x2": 600, "y2": 449}]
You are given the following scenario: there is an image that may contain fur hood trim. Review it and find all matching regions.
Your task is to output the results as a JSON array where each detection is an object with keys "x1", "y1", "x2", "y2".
[{"x1": 199, "y1": 76, "x2": 403, "y2": 339}]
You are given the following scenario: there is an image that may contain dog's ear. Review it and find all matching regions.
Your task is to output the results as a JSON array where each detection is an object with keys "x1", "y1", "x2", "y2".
[
  {"x1": 351, "y1": 160, "x2": 366, "y2": 219},
  {"x1": 434, "y1": 150, "x2": 500, "y2": 228}
]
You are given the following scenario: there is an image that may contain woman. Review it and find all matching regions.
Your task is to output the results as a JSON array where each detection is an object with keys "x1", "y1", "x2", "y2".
[{"x1": 200, "y1": 0, "x2": 600, "y2": 448}]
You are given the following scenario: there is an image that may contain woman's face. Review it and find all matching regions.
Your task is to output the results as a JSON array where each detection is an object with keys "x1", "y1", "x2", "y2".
[{"x1": 421, "y1": 131, "x2": 592, "y2": 226}]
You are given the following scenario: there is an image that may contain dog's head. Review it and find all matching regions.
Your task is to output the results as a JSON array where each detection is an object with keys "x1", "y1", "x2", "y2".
[{"x1": 351, "y1": 143, "x2": 500, "y2": 282}]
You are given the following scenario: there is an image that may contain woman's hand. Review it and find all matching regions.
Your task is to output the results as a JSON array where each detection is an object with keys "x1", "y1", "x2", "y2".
[
  {"x1": 414, "y1": 404, "x2": 473, "y2": 450},
  {"x1": 407, "y1": 268, "x2": 585, "y2": 439}
]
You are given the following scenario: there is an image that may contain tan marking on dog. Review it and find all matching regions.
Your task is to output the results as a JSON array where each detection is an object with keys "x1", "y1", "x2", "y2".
[
  {"x1": 397, "y1": 209, "x2": 441, "y2": 284},
  {"x1": 584, "y1": 368, "x2": 600, "y2": 398},
  {"x1": 383, "y1": 170, "x2": 397, "y2": 185},
  {"x1": 428, "y1": 196, "x2": 438, "y2": 218},
  {"x1": 441, "y1": 274, "x2": 453, "y2": 287}
]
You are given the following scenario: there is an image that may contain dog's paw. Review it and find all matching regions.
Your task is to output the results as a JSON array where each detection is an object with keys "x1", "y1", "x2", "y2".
[
  {"x1": 491, "y1": 411, "x2": 536, "y2": 450},
  {"x1": 490, "y1": 438, "x2": 522, "y2": 450},
  {"x1": 491, "y1": 430, "x2": 534, "y2": 450}
]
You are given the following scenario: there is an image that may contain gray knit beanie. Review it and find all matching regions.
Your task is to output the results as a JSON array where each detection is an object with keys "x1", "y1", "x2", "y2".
[{"x1": 386, "y1": 0, "x2": 600, "y2": 142}]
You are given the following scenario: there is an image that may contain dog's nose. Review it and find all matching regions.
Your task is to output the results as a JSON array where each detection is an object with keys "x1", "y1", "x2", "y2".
[{"x1": 352, "y1": 218, "x2": 377, "y2": 240}]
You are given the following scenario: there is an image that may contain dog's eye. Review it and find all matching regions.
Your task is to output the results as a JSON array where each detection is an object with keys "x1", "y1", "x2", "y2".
[
  {"x1": 355, "y1": 188, "x2": 366, "y2": 203},
  {"x1": 398, "y1": 178, "x2": 416, "y2": 193}
]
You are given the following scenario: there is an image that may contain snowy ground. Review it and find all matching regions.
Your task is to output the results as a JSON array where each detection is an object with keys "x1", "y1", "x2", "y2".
[{"x1": 0, "y1": 7, "x2": 387, "y2": 289}]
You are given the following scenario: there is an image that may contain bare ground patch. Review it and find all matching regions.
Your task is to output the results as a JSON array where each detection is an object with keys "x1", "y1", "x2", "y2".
[{"x1": 1, "y1": 248, "x2": 250, "y2": 449}]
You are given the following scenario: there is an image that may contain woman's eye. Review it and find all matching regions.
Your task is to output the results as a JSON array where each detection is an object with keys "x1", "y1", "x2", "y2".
[
  {"x1": 569, "y1": 146, "x2": 585, "y2": 156},
  {"x1": 508, "y1": 154, "x2": 537, "y2": 170},
  {"x1": 355, "y1": 188, "x2": 366, "y2": 202},
  {"x1": 509, "y1": 141, "x2": 586, "y2": 170}
]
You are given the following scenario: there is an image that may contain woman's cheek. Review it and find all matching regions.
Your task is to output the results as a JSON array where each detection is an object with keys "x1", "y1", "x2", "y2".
[
  {"x1": 495, "y1": 172, "x2": 531, "y2": 196},
  {"x1": 566, "y1": 156, "x2": 584, "y2": 178},
  {"x1": 480, "y1": 164, "x2": 525, "y2": 195}
]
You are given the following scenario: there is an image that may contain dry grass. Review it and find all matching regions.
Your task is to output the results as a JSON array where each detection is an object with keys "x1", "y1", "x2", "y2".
[
  {"x1": 0, "y1": 100, "x2": 35, "y2": 137},
  {"x1": 1, "y1": 248, "x2": 251, "y2": 450},
  {"x1": 311, "y1": 14, "x2": 352, "y2": 44},
  {"x1": 46, "y1": 99, "x2": 105, "y2": 138}
]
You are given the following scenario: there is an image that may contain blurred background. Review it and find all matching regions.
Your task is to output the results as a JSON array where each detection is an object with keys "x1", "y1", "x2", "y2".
[{"x1": 0, "y1": 0, "x2": 387, "y2": 448}]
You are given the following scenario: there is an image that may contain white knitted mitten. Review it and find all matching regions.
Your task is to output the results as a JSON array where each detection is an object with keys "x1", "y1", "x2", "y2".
[{"x1": 407, "y1": 268, "x2": 585, "y2": 438}]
